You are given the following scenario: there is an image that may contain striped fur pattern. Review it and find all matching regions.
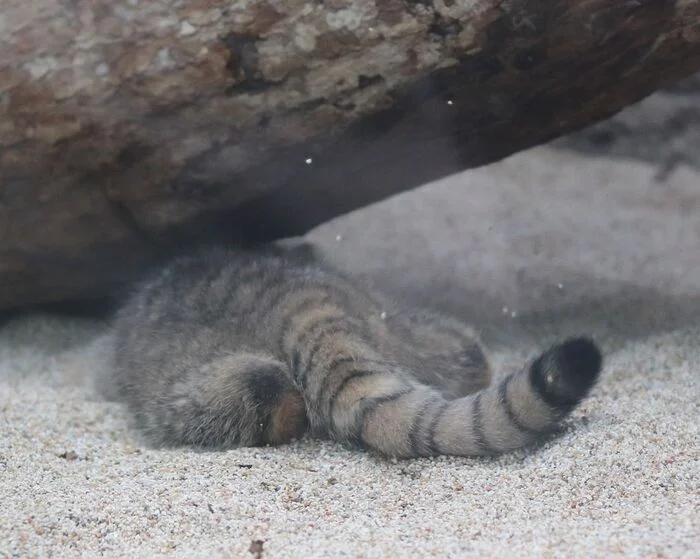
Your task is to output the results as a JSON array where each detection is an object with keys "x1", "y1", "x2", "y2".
[{"x1": 103, "y1": 244, "x2": 603, "y2": 458}]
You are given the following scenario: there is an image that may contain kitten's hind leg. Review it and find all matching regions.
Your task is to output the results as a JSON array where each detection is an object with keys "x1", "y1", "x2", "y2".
[
  {"x1": 385, "y1": 309, "x2": 492, "y2": 398},
  {"x1": 136, "y1": 353, "x2": 308, "y2": 449}
]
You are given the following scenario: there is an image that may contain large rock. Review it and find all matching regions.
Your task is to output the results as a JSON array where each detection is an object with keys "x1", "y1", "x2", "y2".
[{"x1": 2, "y1": 0, "x2": 700, "y2": 310}]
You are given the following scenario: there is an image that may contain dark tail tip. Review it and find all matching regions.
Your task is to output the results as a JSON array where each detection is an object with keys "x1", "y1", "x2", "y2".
[
  {"x1": 530, "y1": 337, "x2": 603, "y2": 411},
  {"x1": 557, "y1": 337, "x2": 603, "y2": 382}
]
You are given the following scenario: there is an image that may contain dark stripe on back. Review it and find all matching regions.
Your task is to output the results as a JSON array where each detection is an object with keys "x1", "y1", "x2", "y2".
[
  {"x1": 299, "y1": 316, "x2": 355, "y2": 366},
  {"x1": 206, "y1": 266, "x2": 251, "y2": 322},
  {"x1": 252, "y1": 283, "x2": 292, "y2": 323},
  {"x1": 498, "y1": 374, "x2": 543, "y2": 436},
  {"x1": 233, "y1": 265, "x2": 287, "y2": 317},
  {"x1": 276, "y1": 293, "x2": 331, "y2": 353},
  {"x1": 297, "y1": 322, "x2": 357, "y2": 392},
  {"x1": 242, "y1": 259, "x2": 304, "y2": 321}
]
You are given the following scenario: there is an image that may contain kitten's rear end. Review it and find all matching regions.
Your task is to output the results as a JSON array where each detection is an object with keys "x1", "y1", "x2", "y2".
[{"x1": 104, "y1": 245, "x2": 602, "y2": 458}]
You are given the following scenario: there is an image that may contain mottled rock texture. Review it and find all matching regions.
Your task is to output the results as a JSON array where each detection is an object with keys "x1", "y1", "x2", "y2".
[{"x1": 1, "y1": 0, "x2": 700, "y2": 309}]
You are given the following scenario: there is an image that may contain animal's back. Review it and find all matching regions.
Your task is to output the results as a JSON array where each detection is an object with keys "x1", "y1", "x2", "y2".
[{"x1": 105, "y1": 245, "x2": 602, "y2": 458}]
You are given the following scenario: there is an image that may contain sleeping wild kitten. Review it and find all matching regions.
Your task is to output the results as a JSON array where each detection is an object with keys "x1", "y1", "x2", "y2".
[{"x1": 101, "y1": 242, "x2": 602, "y2": 458}]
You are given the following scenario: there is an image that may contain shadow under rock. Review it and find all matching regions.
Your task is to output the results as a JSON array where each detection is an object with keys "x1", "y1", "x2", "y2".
[{"x1": 364, "y1": 269, "x2": 700, "y2": 355}]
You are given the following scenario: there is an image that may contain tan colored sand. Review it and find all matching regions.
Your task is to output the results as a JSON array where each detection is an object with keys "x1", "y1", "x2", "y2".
[{"x1": 1, "y1": 147, "x2": 698, "y2": 558}]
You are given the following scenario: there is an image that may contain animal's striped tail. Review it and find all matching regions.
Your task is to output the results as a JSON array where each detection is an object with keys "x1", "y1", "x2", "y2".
[{"x1": 313, "y1": 337, "x2": 602, "y2": 458}]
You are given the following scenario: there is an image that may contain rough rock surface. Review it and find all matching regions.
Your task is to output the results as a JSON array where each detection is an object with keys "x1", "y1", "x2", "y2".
[{"x1": 2, "y1": 1, "x2": 700, "y2": 310}]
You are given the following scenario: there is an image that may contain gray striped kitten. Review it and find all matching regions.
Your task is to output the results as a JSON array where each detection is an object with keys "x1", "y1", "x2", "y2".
[{"x1": 102, "y1": 243, "x2": 602, "y2": 458}]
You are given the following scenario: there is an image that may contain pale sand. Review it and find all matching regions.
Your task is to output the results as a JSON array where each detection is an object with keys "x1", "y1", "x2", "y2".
[{"x1": 1, "y1": 147, "x2": 698, "y2": 558}]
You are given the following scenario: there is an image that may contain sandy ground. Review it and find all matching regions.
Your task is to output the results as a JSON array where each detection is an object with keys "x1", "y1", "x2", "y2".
[{"x1": 1, "y1": 147, "x2": 698, "y2": 558}]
